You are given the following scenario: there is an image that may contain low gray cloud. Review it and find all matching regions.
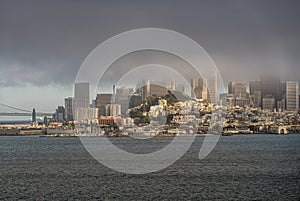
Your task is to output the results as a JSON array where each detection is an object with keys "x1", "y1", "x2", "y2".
[{"x1": 0, "y1": 0, "x2": 299, "y2": 87}]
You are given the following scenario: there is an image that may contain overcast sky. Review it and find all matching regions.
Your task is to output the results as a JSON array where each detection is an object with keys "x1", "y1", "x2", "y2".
[{"x1": 0, "y1": 0, "x2": 299, "y2": 112}]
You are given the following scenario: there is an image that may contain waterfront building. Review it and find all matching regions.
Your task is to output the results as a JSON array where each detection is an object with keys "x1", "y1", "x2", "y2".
[
  {"x1": 286, "y1": 81, "x2": 299, "y2": 111},
  {"x1": 98, "y1": 116, "x2": 124, "y2": 127}
]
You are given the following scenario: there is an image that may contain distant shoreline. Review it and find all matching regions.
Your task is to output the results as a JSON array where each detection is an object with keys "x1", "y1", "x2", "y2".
[{"x1": 0, "y1": 133, "x2": 299, "y2": 138}]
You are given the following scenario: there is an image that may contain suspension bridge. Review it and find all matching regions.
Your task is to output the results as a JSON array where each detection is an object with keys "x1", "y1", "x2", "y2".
[{"x1": 0, "y1": 102, "x2": 53, "y2": 117}]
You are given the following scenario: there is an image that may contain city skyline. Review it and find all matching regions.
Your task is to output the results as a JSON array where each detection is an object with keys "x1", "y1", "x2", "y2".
[
  {"x1": 1, "y1": 0, "x2": 300, "y2": 112},
  {"x1": 0, "y1": 75, "x2": 300, "y2": 114},
  {"x1": 1, "y1": 2, "x2": 299, "y2": 199}
]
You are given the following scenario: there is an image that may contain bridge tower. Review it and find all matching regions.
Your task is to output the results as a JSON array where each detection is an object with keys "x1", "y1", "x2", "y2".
[{"x1": 32, "y1": 108, "x2": 36, "y2": 123}]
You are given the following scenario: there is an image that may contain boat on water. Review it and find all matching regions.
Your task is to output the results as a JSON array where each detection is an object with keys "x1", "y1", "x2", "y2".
[{"x1": 221, "y1": 132, "x2": 233, "y2": 136}]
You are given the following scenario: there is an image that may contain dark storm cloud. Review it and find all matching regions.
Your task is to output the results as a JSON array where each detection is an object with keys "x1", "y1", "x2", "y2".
[{"x1": 0, "y1": 0, "x2": 299, "y2": 87}]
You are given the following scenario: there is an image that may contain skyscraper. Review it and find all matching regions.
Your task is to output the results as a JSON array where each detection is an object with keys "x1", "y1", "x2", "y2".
[
  {"x1": 260, "y1": 74, "x2": 282, "y2": 109},
  {"x1": 137, "y1": 80, "x2": 150, "y2": 100},
  {"x1": 32, "y1": 108, "x2": 36, "y2": 123},
  {"x1": 64, "y1": 97, "x2": 73, "y2": 121},
  {"x1": 149, "y1": 81, "x2": 168, "y2": 97},
  {"x1": 96, "y1": 93, "x2": 113, "y2": 116},
  {"x1": 198, "y1": 78, "x2": 208, "y2": 100},
  {"x1": 191, "y1": 78, "x2": 198, "y2": 98},
  {"x1": 208, "y1": 70, "x2": 218, "y2": 104},
  {"x1": 115, "y1": 85, "x2": 133, "y2": 115},
  {"x1": 228, "y1": 81, "x2": 235, "y2": 95},
  {"x1": 249, "y1": 81, "x2": 260, "y2": 96},
  {"x1": 55, "y1": 106, "x2": 65, "y2": 122},
  {"x1": 137, "y1": 80, "x2": 167, "y2": 100},
  {"x1": 74, "y1": 82, "x2": 90, "y2": 120},
  {"x1": 262, "y1": 95, "x2": 275, "y2": 111},
  {"x1": 286, "y1": 81, "x2": 299, "y2": 111},
  {"x1": 228, "y1": 81, "x2": 247, "y2": 98},
  {"x1": 253, "y1": 91, "x2": 262, "y2": 108}
]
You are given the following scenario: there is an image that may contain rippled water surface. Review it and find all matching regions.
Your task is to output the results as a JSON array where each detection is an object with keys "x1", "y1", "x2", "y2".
[{"x1": 0, "y1": 135, "x2": 299, "y2": 200}]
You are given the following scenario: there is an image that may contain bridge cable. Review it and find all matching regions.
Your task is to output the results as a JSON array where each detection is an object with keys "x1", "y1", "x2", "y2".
[{"x1": 0, "y1": 102, "x2": 31, "y2": 113}]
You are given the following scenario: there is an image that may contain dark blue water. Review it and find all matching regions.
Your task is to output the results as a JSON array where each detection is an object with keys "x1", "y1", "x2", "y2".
[{"x1": 0, "y1": 135, "x2": 299, "y2": 200}]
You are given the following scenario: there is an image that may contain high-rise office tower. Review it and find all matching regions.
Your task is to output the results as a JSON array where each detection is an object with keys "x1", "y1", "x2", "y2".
[
  {"x1": 115, "y1": 85, "x2": 133, "y2": 115},
  {"x1": 55, "y1": 106, "x2": 65, "y2": 122},
  {"x1": 262, "y1": 95, "x2": 275, "y2": 111},
  {"x1": 64, "y1": 97, "x2": 73, "y2": 121},
  {"x1": 249, "y1": 81, "x2": 260, "y2": 96},
  {"x1": 249, "y1": 81, "x2": 261, "y2": 107},
  {"x1": 198, "y1": 77, "x2": 208, "y2": 100},
  {"x1": 260, "y1": 74, "x2": 282, "y2": 109},
  {"x1": 228, "y1": 81, "x2": 235, "y2": 95},
  {"x1": 150, "y1": 81, "x2": 168, "y2": 97},
  {"x1": 208, "y1": 70, "x2": 218, "y2": 104},
  {"x1": 96, "y1": 93, "x2": 113, "y2": 116},
  {"x1": 235, "y1": 82, "x2": 247, "y2": 98},
  {"x1": 228, "y1": 81, "x2": 247, "y2": 98},
  {"x1": 115, "y1": 86, "x2": 133, "y2": 100},
  {"x1": 74, "y1": 82, "x2": 90, "y2": 120},
  {"x1": 129, "y1": 93, "x2": 143, "y2": 108},
  {"x1": 253, "y1": 91, "x2": 262, "y2": 108},
  {"x1": 137, "y1": 80, "x2": 150, "y2": 100},
  {"x1": 137, "y1": 80, "x2": 167, "y2": 100},
  {"x1": 286, "y1": 81, "x2": 299, "y2": 111},
  {"x1": 32, "y1": 108, "x2": 36, "y2": 123},
  {"x1": 191, "y1": 78, "x2": 198, "y2": 98},
  {"x1": 227, "y1": 81, "x2": 249, "y2": 107}
]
